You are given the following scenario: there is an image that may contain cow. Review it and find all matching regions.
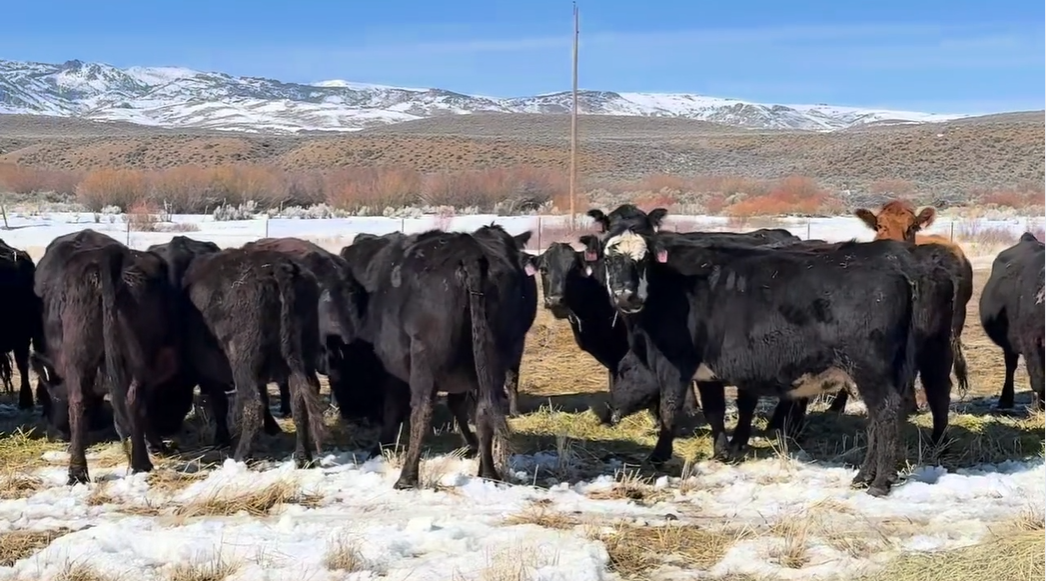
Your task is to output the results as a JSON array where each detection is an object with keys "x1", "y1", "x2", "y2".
[
  {"x1": 242, "y1": 237, "x2": 365, "y2": 417},
  {"x1": 33, "y1": 230, "x2": 128, "y2": 438},
  {"x1": 727, "y1": 239, "x2": 958, "y2": 457},
  {"x1": 979, "y1": 232, "x2": 1046, "y2": 410},
  {"x1": 854, "y1": 201, "x2": 973, "y2": 396},
  {"x1": 471, "y1": 226, "x2": 538, "y2": 417},
  {"x1": 584, "y1": 210, "x2": 921, "y2": 497},
  {"x1": 178, "y1": 248, "x2": 326, "y2": 466},
  {"x1": 147, "y1": 237, "x2": 289, "y2": 440},
  {"x1": 356, "y1": 228, "x2": 512, "y2": 489},
  {"x1": 30, "y1": 241, "x2": 182, "y2": 484},
  {"x1": 577, "y1": 207, "x2": 805, "y2": 428},
  {"x1": 0, "y1": 238, "x2": 42, "y2": 410}
]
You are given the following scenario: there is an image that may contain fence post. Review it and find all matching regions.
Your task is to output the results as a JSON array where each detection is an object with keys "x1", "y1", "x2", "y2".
[
  {"x1": 950, "y1": 221, "x2": 954, "y2": 241},
  {"x1": 537, "y1": 216, "x2": 542, "y2": 251},
  {"x1": 806, "y1": 219, "x2": 811, "y2": 241},
  {"x1": 126, "y1": 219, "x2": 130, "y2": 246}
]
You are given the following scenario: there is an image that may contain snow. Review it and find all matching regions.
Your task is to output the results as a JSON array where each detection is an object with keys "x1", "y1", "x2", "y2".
[
  {"x1": 0, "y1": 210, "x2": 1042, "y2": 579},
  {"x1": 0, "y1": 58, "x2": 979, "y2": 134},
  {"x1": 0, "y1": 451, "x2": 1040, "y2": 580}
]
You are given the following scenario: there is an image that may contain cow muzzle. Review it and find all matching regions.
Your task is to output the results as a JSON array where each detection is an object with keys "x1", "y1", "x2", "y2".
[{"x1": 612, "y1": 289, "x2": 644, "y2": 313}]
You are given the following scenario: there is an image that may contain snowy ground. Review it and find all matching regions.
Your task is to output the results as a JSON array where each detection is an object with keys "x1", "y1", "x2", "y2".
[{"x1": 0, "y1": 211, "x2": 1042, "y2": 580}]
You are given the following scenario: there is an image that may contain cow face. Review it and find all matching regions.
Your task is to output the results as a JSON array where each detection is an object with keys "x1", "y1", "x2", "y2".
[
  {"x1": 534, "y1": 243, "x2": 585, "y2": 318},
  {"x1": 854, "y1": 201, "x2": 936, "y2": 243},
  {"x1": 587, "y1": 229, "x2": 667, "y2": 314}
]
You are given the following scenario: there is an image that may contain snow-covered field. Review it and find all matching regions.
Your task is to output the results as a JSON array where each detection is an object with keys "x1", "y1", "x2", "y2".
[{"x1": 0, "y1": 211, "x2": 1042, "y2": 581}]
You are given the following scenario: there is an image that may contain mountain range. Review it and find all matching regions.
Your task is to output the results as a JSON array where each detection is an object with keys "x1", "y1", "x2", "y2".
[{"x1": 0, "y1": 58, "x2": 970, "y2": 135}]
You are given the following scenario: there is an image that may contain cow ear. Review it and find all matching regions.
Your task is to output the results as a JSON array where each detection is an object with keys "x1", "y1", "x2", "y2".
[
  {"x1": 586, "y1": 209, "x2": 610, "y2": 233},
  {"x1": 648, "y1": 208, "x2": 669, "y2": 231},
  {"x1": 915, "y1": 207, "x2": 936, "y2": 229},
  {"x1": 513, "y1": 231, "x2": 533, "y2": 249},
  {"x1": 853, "y1": 209, "x2": 878, "y2": 230}
]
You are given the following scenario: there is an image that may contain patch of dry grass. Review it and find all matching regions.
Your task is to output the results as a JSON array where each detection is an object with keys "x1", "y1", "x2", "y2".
[
  {"x1": 504, "y1": 500, "x2": 582, "y2": 530},
  {"x1": 0, "y1": 528, "x2": 71, "y2": 566},
  {"x1": 455, "y1": 542, "x2": 563, "y2": 581},
  {"x1": 52, "y1": 563, "x2": 121, "y2": 581},
  {"x1": 594, "y1": 523, "x2": 743, "y2": 578},
  {"x1": 323, "y1": 534, "x2": 368, "y2": 572},
  {"x1": 862, "y1": 531, "x2": 1045, "y2": 581},
  {"x1": 171, "y1": 479, "x2": 321, "y2": 519},
  {"x1": 0, "y1": 470, "x2": 44, "y2": 499},
  {"x1": 165, "y1": 554, "x2": 239, "y2": 581}
]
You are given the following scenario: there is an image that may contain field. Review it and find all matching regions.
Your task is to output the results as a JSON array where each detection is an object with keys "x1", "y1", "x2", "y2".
[
  {"x1": 0, "y1": 212, "x2": 1041, "y2": 581},
  {"x1": 0, "y1": 112, "x2": 1043, "y2": 211}
]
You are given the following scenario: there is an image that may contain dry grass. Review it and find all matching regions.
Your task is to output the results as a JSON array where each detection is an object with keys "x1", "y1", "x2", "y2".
[
  {"x1": 323, "y1": 534, "x2": 368, "y2": 572},
  {"x1": 0, "y1": 528, "x2": 71, "y2": 566},
  {"x1": 0, "y1": 469, "x2": 44, "y2": 499},
  {"x1": 455, "y1": 542, "x2": 563, "y2": 581},
  {"x1": 171, "y1": 479, "x2": 321, "y2": 519},
  {"x1": 861, "y1": 531, "x2": 1045, "y2": 581},
  {"x1": 595, "y1": 523, "x2": 744, "y2": 578},
  {"x1": 165, "y1": 555, "x2": 239, "y2": 581},
  {"x1": 52, "y1": 563, "x2": 121, "y2": 581}
]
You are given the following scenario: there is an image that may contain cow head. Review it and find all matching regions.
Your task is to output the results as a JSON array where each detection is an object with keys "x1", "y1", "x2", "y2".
[
  {"x1": 854, "y1": 201, "x2": 936, "y2": 243},
  {"x1": 583, "y1": 206, "x2": 669, "y2": 314},
  {"x1": 534, "y1": 242, "x2": 588, "y2": 318},
  {"x1": 29, "y1": 351, "x2": 71, "y2": 435}
]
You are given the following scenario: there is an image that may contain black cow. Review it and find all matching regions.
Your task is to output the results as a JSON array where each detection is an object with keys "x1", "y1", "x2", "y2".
[
  {"x1": 588, "y1": 213, "x2": 921, "y2": 496},
  {"x1": 147, "y1": 235, "x2": 220, "y2": 288},
  {"x1": 358, "y1": 228, "x2": 512, "y2": 489},
  {"x1": 243, "y1": 237, "x2": 365, "y2": 417},
  {"x1": 33, "y1": 230, "x2": 127, "y2": 437},
  {"x1": 31, "y1": 240, "x2": 182, "y2": 484},
  {"x1": 0, "y1": 238, "x2": 42, "y2": 410},
  {"x1": 179, "y1": 248, "x2": 326, "y2": 466},
  {"x1": 471, "y1": 226, "x2": 538, "y2": 417},
  {"x1": 980, "y1": 232, "x2": 1046, "y2": 410}
]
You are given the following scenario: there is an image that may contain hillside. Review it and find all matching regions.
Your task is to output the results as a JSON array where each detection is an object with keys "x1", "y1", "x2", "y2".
[{"x1": 0, "y1": 111, "x2": 1041, "y2": 191}]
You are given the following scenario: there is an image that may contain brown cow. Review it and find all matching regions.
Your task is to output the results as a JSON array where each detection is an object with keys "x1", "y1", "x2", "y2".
[{"x1": 853, "y1": 200, "x2": 973, "y2": 400}]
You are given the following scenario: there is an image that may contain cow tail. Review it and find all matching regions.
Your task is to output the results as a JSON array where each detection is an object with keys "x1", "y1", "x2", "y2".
[
  {"x1": 895, "y1": 277, "x2": 920, "y2": 403},
  {"x1": 99, "y1": 250, "x2": 131, "y2": 441},
  {"x1": 950, "y1": 268, "x2": 971, "y2": 397},
  {"x1": 274, "y1": 262, "x2": 326, "y2": 455},
  {"x1": 461, "y1": 256, "x2": 510, "y2": 442}
]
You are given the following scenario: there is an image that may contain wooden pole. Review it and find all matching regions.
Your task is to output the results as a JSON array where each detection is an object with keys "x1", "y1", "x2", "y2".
[{"x1": 569, "y1": 2, "x2": 579, "y2": 230}]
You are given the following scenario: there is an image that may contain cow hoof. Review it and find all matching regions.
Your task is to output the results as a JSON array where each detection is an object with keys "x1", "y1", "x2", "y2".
[
  {"x1": 280, "y1": 409, "x2": 292, "y2": 419},
  {"x1": 17, "y1": 398, "x2": 34, "y2": 411},
  {"x1": 477, "y1": 469, "x2": 502, "y2": 482},
  {"x1": 393, "y1": 476, "x2": 419, "y2": 490},
  {"x1": 866, "y1": 484, "x2": 891, "y2": 497},
  {"x1": 131, "y1": 461, "x2": 154, "y2": 475},
  {"x1": 263, "y1": 422, "x2": 284, "y2": 436},
  {"x1": 294, "y1": 455, "x2": 317, "y2": 470},
  {"x1": 67, "y1": 469, "x2": 90, "y2": 486},
  {"x1": 850, "y1": 472, "x2": 874, "y2": 489}
]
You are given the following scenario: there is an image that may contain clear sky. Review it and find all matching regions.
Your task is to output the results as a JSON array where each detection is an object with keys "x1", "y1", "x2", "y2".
[{"x1": 4, "y1": 0, "x2": 1043, "y2": 114}]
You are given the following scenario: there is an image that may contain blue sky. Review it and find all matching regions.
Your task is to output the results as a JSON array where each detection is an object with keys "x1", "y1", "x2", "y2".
[{"x1": 4, "y1": 0, "x2": 1043, "y2": 114}]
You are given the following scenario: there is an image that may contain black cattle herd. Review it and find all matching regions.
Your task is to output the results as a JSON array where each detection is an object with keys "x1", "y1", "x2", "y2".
[{"x1": 0, "y1": 202, "x2": 1041, "y2": 497}]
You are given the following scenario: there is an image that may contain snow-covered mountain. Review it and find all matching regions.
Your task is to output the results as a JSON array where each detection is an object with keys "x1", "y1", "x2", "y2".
[{"x1": 0, "y1": 58, "x2": 967, "y2": 135}]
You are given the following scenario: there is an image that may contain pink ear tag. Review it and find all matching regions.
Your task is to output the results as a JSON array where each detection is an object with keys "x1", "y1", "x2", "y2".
[
  {"x1": 524, "y1": 263, "x2": 536, "y2": 276},
  {"x1": 584, "y1": 250, "x2": 597, "y2": 261},
  {"x1": 656, "y1": 249, "x2": 668, "y2": 263}
]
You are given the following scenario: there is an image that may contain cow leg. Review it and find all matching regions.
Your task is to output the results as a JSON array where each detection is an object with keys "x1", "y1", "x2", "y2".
[
  {"x1": 14, "y1": 342, "x2": 33, "y2": 410},
  {"x1": 370, "y1": 380, "x2": 410, "y2": 458},
  {"x1": 647, "y1": 378, "x2": 689, "y2": 466},
  {"x1": 995, "y1": 350, "x2": 1019, "y2": 410},
  {"x1": 504, "y1": 364, "x2": 521, "y2": 418},
  {"x1": 827, "y1": 390, "x2": 849, "y2": 413},
  {"x1": 728, "y1": 390, "x2": 759, "y2": 458},
  {"x1": 289, "y1": 371, "x2": 323, "y2": 469},
  {"x1": 231, "y1": 373, "x2": 264, "y2": 463},
  {"x1": 920, "y1": 337, "x2": 954, "y2": 448},
  {"x1": 257, "y1": 385, "x2": 285, "y2": 434},
  {"x1": 66, "y1": 367, "x2": 93, "y2": 485},
  {"x1": 696, "y1": 381, "x2": 729, "y2": 460},
  {"x1": 278, "y1": 380, "x2": 292, "y2": 418},
  {"x1": 126, "y1": 379, "x2": 154, "y2": 474},
  {"x1": 394, "y1": 347, "x2": 436, "y2": 490},
  {"x1": 1024, "y1": 343, "x2": 1045, "y2": 412},
  {"x1": 868, "y1": 386, "x2": 904, "y2": 497},
  {"x1": 446, "y1": 392, "x2": 479, "y2": 457}
]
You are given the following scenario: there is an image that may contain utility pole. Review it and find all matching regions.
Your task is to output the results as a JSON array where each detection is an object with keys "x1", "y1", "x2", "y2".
[{"x1": 569, "y1": 2, "x2": 579, "y2": 229}]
